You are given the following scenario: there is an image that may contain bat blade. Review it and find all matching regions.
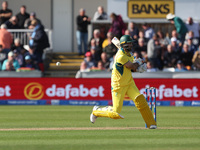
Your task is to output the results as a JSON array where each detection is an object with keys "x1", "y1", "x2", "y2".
[{"x1": 111, "y1": 37, "x2": 121, "y2": 49}]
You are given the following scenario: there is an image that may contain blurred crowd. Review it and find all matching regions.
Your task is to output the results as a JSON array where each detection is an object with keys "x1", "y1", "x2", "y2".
[
  {"x1": 77, "y1": 6, "x2": 200, "y2": 73},
  {"x1": 1, "y1": 2, "x2": 199, "y2": 73},
  {"x1": 0, "y1": 1, "x2": 49, "y2": 72}
]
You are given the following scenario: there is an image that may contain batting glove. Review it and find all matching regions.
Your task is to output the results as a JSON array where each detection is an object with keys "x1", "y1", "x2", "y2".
[
  {"x1": 136, "y1": 63, "x2": 147, "y2": 73},
  {"x1": 134, "y1": 58, "x2": 144, "y2": 66}
]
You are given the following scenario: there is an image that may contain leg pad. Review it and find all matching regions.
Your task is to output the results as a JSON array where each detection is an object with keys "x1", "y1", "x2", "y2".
[
  {"x1": 93, "y1": 106, "x2": 124, "y2": 119},
  {"x1": 134, "y1": 94, "x2": 156, "y2": 128}
]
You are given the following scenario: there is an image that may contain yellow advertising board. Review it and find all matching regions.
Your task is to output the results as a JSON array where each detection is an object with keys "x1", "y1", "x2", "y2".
[{"x1": 128, "y1": 0, "x2": 175, "y2": 18}]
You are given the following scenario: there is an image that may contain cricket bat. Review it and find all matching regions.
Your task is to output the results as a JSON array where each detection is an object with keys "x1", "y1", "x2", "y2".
[{"x1": 111, "y1": 37, "x2": 121, "y2": 49}]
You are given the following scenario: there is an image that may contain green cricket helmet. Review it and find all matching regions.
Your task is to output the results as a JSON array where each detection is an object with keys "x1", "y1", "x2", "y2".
[
  {"x1": 120, "y1": 35, "x2": 133, "y2": 51},
  {"x1": 120, "y1": 35, "x2": 133, "y2": 45}
]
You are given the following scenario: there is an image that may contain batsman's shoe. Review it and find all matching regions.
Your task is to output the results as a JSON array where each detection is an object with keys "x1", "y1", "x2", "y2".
[
  {"x1": 149, "y1": 125, "x2": 157, "y2": 129},
  {"x1": 90, "y1": 106, "x2": 99, "y2": 124}
]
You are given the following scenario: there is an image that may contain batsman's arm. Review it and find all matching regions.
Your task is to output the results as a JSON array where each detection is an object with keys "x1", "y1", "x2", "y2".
[{"x1": 124, "y1": 61, "x2": 139, "y2": 72}]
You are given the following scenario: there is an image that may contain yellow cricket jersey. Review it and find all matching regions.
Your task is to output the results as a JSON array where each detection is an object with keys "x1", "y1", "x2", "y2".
[{"x1": 111, "y1": 48, "x2": 134, "y2": 90}]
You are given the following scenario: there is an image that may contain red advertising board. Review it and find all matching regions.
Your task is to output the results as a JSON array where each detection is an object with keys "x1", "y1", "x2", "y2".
[{"x1": 0, "y1": 78, "x2": 199, "y2": 101}]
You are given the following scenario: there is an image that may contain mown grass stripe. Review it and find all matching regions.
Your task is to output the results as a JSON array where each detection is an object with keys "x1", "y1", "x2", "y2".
[{"x1": 0, "y1": 127, "x2": 200, "y2": 131}]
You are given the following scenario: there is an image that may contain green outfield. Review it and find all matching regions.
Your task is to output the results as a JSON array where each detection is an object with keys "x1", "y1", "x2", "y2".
[{"x1": 0, "y1": 106, "x2": 199, "y2": 150}]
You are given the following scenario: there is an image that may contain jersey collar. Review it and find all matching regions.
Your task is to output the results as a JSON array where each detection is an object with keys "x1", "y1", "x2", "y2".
[{"x1": 120, "y1": 48, "x2": 132, "y2": 57}]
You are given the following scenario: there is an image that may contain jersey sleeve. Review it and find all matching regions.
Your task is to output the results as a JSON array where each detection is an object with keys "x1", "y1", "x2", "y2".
[{"x1": 116, "y1": 55, "x2": 129, "y2": 65}]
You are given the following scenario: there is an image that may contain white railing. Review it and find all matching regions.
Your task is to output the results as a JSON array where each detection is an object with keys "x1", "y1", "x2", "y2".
[{"x1": 7, "y1": 29, "x2": 53, "y2": 51}]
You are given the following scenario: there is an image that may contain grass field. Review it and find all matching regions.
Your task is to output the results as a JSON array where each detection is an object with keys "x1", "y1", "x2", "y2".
[{"x1": 0, "y1": 106, "x2": 199, "y2": 150}]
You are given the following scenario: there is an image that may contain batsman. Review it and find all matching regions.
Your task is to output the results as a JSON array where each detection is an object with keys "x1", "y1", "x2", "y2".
[{"x1": 90, "y1": 35, "x2": 157, "y2": 129}]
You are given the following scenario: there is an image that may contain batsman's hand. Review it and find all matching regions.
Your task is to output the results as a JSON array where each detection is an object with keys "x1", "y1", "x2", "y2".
[
  {"x1": 136, "y1": 63, "x2": 147, "y2": 73},
  {"x1": 134, "y1": 58, "x2": 144, "y2": 66}
]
